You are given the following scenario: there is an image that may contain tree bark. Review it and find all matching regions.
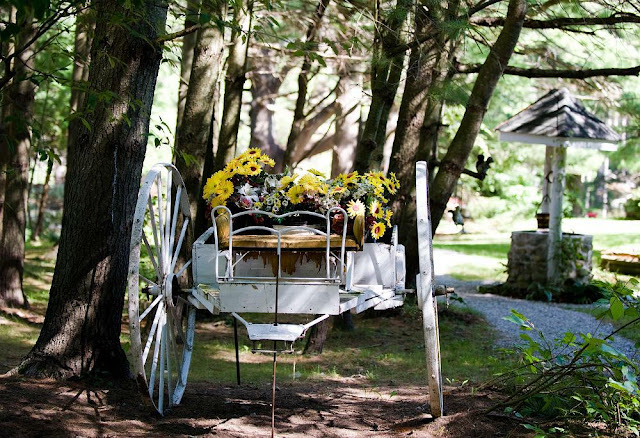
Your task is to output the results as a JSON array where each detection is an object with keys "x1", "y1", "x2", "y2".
[
  {"x1": 69, "y1": 6, "x2": 94, "y2": 115},
  {"x1": 303, "y1": 317, "x2": 330, "y2": 354},
  {"x1": 174, "y1": 2, "x2": 226, "y2": 223},
  {"x1": 175, "y1": 0, "x2": 201, "y2": 134},
  {"x1": 0, "y1": 13, "x2": 36, "y2": 309},
  {"x1": 429, "y1": 0, "x2": 527, "y2": 232},
  {"x1": 387, "y1": 1, "x2": 451, "y2": 284},
  {"x1": 31, "y1": 161, "x2": 52, "y2": 241},
  {"x1": 216, "y1": 0, "x2": 252, "y2": 170},
  {"x1": 353, "y1": 0, "x2": 411, "y2": 173},
  {"x1": 248, "y1": 53, "x2": 286, "y2": 164},
  {"x1": 331, "y1": 72, "x2": 361, "y2": 177},
  {"x1": 282, "y1": 0, "x2": 331, "y2": 169},
  {"x1": 16, "y1": 0, "x2": 168, "y2": 378}
]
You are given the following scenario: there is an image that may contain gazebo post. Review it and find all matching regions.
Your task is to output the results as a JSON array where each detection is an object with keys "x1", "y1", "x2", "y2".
[
  {"x1": 547, "y1": 144, "x2": 567, "y2": 283},
  {"x1": 540, "y1": 146, "x2": 553, "y2": 214}
]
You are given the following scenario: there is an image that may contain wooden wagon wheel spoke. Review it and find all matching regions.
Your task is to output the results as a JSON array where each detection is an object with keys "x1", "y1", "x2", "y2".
[{"x1": 127, "y1": 163, "x2": 196, "y2": 416}]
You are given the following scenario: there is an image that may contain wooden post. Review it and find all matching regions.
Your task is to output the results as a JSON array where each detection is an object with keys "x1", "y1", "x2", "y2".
[
  {"x1": 415, "y1": 161, "x2": 443, "y2": 418},
  {"x1": 547, "y1": 145, "x2": 567, "y2": 283},
  {"x1": 540, "y1": 146, "x2": 553, "y2": 214}
]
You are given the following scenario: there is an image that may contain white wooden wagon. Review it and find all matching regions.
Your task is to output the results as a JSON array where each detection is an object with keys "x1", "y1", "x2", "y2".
[{"x1": 127, "y1": 161, "x2": 443, "y2": 419}]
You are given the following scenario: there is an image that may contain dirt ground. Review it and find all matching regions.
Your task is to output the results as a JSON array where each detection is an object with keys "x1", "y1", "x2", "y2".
[{"x1": 0, "y1": 376, "x2": 532, "y2": 437}]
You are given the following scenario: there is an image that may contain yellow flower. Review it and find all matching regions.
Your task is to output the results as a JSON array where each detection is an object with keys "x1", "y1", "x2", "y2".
[
  {"x1": 209, "y1": 195, "x2": 226, "y2": 208},
  {"x1": 279, "y1": 174, "x2": 298, "y2": 188},
  {"x1": 385, "y1": 209, "x2": 393, "y2": 225},
  {"x1": 370, "y1": 221, "x2": 386, "y2": 240},
  {"x1": 244, "y1": 147, "x2": 261, "y2": 158},
  {"x1": 329, "y1": 186, "x2": 346, "y2": 196},
  {"x1": 245, "y1": 162, "x2": 262, "y2": 176},
  {"x1": 308, "y1": 168, "x2": 325, "y2": 178},
  {"x1": 259, "y1": 155, "x2": 275, "y2": 167},
  {"x1": 369, "y1": 199, "x2": 383, "y2": 219},
  {"x1": 347, "y1": 199, "x2": 365, "y2": 218},
  {"x1": 217, "y1": 180, "x2": 234, "y2": 200},
  {"x1": 343, "y1": 171, "x2": 359, "y2": 185},
  {"x1": 287, "y1": 185, "x2": 306, "y2": 204}
]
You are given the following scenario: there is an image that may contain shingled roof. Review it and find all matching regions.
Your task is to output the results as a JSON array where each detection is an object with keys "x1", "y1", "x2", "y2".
[{"x1": 496, "y1": 88, "x2": 620, "y2": 150}]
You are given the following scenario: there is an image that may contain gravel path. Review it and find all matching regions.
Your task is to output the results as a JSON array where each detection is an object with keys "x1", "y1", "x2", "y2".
[{"x1": 433, "y1": 249, "x2": 638, "y2": 359}]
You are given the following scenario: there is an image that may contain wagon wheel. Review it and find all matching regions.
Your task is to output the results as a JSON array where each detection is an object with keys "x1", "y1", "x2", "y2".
[
  {"x1": 127, "y1": 163, "x2": 196, "y2": 415},
  {"x1": 415, "y1": 161, "x2": 443, "y2": 418}
]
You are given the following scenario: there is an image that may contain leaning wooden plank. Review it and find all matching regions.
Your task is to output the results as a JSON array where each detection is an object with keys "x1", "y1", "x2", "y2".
[{"x1": 416, "y1": 161, "x2": 443, "y2": 418}]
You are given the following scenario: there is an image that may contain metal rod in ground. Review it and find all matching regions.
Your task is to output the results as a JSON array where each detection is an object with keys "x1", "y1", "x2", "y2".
[
  {"x1": 271, "y1": 344, "x2": 277, "y2": 438},
  {"x1": 234, "y1": 318, "x2": 241, "y2": 385}
]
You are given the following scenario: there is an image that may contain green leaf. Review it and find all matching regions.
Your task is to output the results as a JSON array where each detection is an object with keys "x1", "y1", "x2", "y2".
[
  {"x1": 80, "y1": 117, "x2": 92, "y2": 132},
  {"x1": 610, "y1": 296, "x2": 624, "y2": 320}
]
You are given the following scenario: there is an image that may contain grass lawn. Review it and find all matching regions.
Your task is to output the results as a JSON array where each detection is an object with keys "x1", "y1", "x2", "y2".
[{"x1": 434, "y1": 218, "x2": 640, "y2": 282}]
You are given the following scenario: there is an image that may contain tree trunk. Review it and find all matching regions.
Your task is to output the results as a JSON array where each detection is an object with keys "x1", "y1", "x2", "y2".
[
  {"x1": 16, "y1": 0, "x2": 168, "y2": 379},
  {"x1": 353, "y1": 0, "x2": 411, "y2": 173},
  {"x1": 216, "y1": 0, "x2": 252, "y2": 169},
  {"x1": 248, "y1": 54, "x2": 286, "y2": 164},
  {"x1": 282, "y1": 0, "x2": 331, "y2": 169},
  {"x1": 429, "y1": 0, "x2": 527, "y2": 233},
  {"x1": 303, "y1": 317, "x2": 330, "y2": 354},
  {"x1": 331, "y1": 71, "x2": 361, "y2": 176},
  {"x1": 69, "y1": 6, "x2": 94, "y2": 114},
  {"x1": 0, "y1": 14, "x2": 36, "y2": 309},
  {"x1": 387, "y1": 2, "x2": 447, "y2": 285},
  {"x1": 31, "y1": 161, "x2": 52, "y2": 241},
  {"x1": 174, "y1": 7, "x2": 226, "y2": 223},
  {"x1": 175, "y1": 0, "x2": 201, "y2": 134}
]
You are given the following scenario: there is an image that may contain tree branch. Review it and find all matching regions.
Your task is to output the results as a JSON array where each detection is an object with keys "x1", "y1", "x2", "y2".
[
  {"x1": 156, "y1": 23, "x2": 201, "y2": 43},
  {"x1": 455, "y1": 62, "x2": 640, "y2": 78},
  {"x1": 470, "y1": 13, "x2": 640, "y2": 29}
]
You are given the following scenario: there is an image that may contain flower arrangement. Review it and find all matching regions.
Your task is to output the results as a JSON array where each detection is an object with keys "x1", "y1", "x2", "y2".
[{"x1": 202, "y1": 149, "x2": 399, "y2": 241}]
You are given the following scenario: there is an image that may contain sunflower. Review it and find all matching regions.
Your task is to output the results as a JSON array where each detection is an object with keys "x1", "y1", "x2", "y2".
[
  {"x1": 370, "y1": 221, "x2": 386, "y2": 240},
  {"x1": 384, "y1": 209, "x2": 393, "y2": 225},
  {"x1": 347, "y1": 199, "x2": 365, "y2": 218},
  {"x1": 329, "y1": 186, "x2": 346, "y2": 196},
  {"x1": 259, "y1": 155, "x2": 276, "y2": 167},
  {"x1": 244, "y1": 147, "x2": 261, "y2": 157},
  {"x1": 244, "y1": 162, "x2": 262, "y2": 176},
  {"x1": 369, "y1": 199, "x2": 383, "y2": 219}
]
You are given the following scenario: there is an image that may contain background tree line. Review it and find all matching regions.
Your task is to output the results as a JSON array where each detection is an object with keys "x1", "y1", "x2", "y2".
[{"x1": 0, "y1": 0, "x2": 638, "y2": 378}]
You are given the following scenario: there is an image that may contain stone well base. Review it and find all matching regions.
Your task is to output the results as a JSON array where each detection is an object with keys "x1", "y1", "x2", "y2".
[{"x1": 506, "y1": 231, "x2": 593, "y2": 289}]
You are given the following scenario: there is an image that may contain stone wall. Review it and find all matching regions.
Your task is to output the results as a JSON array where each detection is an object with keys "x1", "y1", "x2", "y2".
[{"x1": 506, "y1": 231, "x2": 593, "y2": 289}]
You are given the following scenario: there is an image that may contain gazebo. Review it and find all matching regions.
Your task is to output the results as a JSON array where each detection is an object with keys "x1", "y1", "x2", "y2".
[{"x1": 496, "y1": 88, "x2": 620, "y2": 286}]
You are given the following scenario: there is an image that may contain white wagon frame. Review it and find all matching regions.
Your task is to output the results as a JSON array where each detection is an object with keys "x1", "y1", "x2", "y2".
[{"x1": 126, "y1": 161, "x2": 442, "y2": 417}]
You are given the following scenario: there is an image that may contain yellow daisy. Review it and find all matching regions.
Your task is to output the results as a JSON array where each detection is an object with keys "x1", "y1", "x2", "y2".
[
  {"x1": 329, "y1": 186, "x2": 346, "y2": 196},
  {"x1": 287, "y1": 185, "x2": 306, "y2": 204},
  {"x1": 217, "y1": 180, "x2": 234, "y2": 200},
  {"x1": 259, "y1": 155, "x2": 275, "y2": 167},
  {"x1": 244, "y1": 147, "x2": 261, "y2": 157},
  {"x1": 279, "y1": 174, "x2": 298, "y2": 188},
  {"x1": 370, "y1": 221, "x2": 386, "y2": 240},
  {"x1": 369, "y1": 199, "x2": 383, "y2": 219},
  {"x1": 385, "y1": 209, "x2": 393, "y2": 225},
  {"x1": 347, "y1": 199, "x2": 365, "y2": 218}
]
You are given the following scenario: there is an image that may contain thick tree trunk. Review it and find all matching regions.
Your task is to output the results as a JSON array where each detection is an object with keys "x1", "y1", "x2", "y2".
[
  {"x1": 282, "y1": 0, "x2": 331, "y2": 169},
  {"x1": 303, "y1": 317, "x2": 330, "y2": 354},
  {"x1": 216, "y1": 0, "x2": 251, "y2": 169},
  {"x1": 353, "y1": 0, "x2": 411, "y2": 173},
  {"x1": 0, "y1": 15, "x2": 36, "y2": 309},
  {"x1": 16, "y1": 0, "x2": 168, "y2": 379},
  {"x1": 248, "y1": 54, "x2": 286, "y2": 164},
  {"x1": 387, "y1": 3, "x2": 447, "y2": 285},
  {"x1": 429, "y1": 0, "x2": 527, "y2": 232},
  {"x1": 174, "y1": 7, "x2": 226, "y2": 222}
]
